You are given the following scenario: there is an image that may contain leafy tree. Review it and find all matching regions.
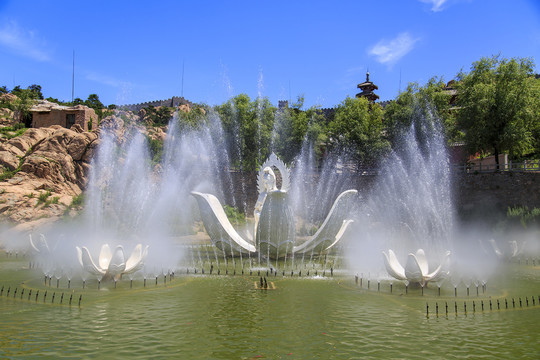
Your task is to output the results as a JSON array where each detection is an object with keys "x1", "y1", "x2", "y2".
[
  {"x1": 0, "y1": 86, "x2": 8, "y2": 95},
  {"x1": 45, "y1": 97, "x2": 71, "y2": 106},
  {"x1": 143, "y1": 105, "x2": 174, "y2": 126},
  {"x1": 85, "y1": 94, "x2": 103, "y2": 109},
  {"x1": 216, "y1": 94, "x2": 275, "y2": 171},
  {"x1": 11, "y1": 89, "x2": 34, "y2": 125},
  {"x1": 11, "y1": 84, "x2": 43, "y2": 100},
  {"x1": 85, "y1": 94, "x2": 104, "y2": 119},
  {"x1": 529, "y1": 76, "x2": 540, "y2": 157},
  {"x1": 72, "y1": 97, "x2": 84, "y2": 105},
  {"x1": 271, "y1": 96, "x2": 328, "y2": 164},
  {"x1": 455, "y1": 56, "x2": 538, "y2": 167},
  {"x1": 328, "y1": 96, "x2": 389, "y2": 168},
  {"x1": 384, "y1": 77, "x2": 458, "y2": 148},
  {"x1": 176, "y1": 104, "x2": 210, "y2": 131},
  {"x1": 272, "y1": 97, "x2": 310, "y2": 163},
  {"x1": 146, "y1": 135, "x2": 164, "y2": 165},
  {"x1": 27, "y1": 84, "x2": 44, "y2": 100}
]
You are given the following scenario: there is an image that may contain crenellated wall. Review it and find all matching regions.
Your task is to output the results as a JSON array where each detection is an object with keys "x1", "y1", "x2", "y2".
[{"x1": 118, "y1": 96, "x2": 193, "y2": 112}]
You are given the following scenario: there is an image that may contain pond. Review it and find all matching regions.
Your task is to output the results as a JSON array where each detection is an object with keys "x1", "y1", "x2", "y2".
[{"x1": 1, "y1": 250, "x2": 539, "y2": 359}]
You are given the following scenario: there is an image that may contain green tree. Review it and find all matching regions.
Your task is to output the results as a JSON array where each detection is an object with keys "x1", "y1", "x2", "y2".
[
  {"x1": 384, "y1": 78, "x2": 458, "y2": 148},
  {"x1": 328, "y1": 96, "x2": 389, "y2": 168},
  {"x1": 272, "y1": 96, "x2": 311, "y2": 163},
  {"x1": 143, "y1": 105, "x2": 174, "y2": 126},
  {"x1": 216, "y1": 94, "x2": 275, "y2": 171},
  {"x1": 455, "y1": 55, "x2": 538, "y2": 167},
  {"x1": 11, "y1": 84, "x2": 43, "y2": 100},
  {"x1": 27, "y1": 84, "x2": 44, "y2": 100},
  {"x1": 85, "y1": 94, "x2": 104, "y2": 119},
  {"x1": 11, "y1": 90, "x2": 34, "y2": 125},
  {"x1": 176, "y1": 104, "x2": 209, "y2": 131}
]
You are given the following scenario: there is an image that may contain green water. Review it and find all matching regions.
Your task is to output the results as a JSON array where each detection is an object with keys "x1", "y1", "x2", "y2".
[{"x1": 1, "y1": 253, "x2": 539, "y2": 359}]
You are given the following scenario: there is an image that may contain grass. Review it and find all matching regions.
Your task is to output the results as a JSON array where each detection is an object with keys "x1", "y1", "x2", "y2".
[
  {"x1": 37, "y1": 190, "x2": 51, "y2": 203},
  {"x1": 0, "y1": 124, "x2": 27, "y2": 140},
  {"x1": 70, "y1": 194, "x2": 84, "y2": 207}
]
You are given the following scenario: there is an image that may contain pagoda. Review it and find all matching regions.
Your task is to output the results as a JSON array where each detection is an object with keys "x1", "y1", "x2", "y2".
[{"x1": 356, "y1": 72, "x2": 379, "y2": 102}]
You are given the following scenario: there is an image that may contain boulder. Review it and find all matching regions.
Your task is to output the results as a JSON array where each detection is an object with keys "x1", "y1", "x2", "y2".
[
  {"x1": 0, "y1": 125, "x2": 98, "y2": 227},
  {"x1": 0, "y1": 150, "x2": 19, "y2": 171}
]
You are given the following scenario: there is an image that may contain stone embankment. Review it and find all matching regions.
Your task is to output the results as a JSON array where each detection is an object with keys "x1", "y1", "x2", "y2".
[{"x1": 454, "y1": 171, "x2": 540, "y2": 221}]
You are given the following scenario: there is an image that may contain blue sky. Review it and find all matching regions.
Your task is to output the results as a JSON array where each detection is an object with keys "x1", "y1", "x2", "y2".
[{"x1": 1, "y1": 0, "x2": 539, "y2": 108}]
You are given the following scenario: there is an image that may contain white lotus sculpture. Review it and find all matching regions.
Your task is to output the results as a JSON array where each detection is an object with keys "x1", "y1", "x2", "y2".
[
  {"x1": 383, "y1": 249, "x2": 450, "y2": 285},
  {"x1": 76, "y1": 244, "x2": 149, "y2": 278},
  {"x1": 488, "y1": 239, "x2": 526, "y2": 259},
  {"x1": 29, "y1": 233, "x2": 54, "y2": 255},
  {"x1": 192, "y1": 153, "x2": 357, "y2": 259}
]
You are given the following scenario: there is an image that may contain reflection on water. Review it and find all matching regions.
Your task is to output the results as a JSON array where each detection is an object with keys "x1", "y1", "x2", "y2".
[{"x1": 1, "y1": 265, "x2": 540, "y2": 359}]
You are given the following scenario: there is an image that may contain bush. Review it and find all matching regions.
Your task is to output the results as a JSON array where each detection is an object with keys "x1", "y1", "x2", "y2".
[
  {"x1": 223, "y1": 205, "x2": 246, "y2": 225},
  {"x1": 0, "y1": 125, "x2": 27, "y2": 139},
  {"x1": 71, "y1": 194, "x2": 84, "y2": 207},
  {"x1": 36, "y1": 190, "x2": 52, "y2": 205},
  {"x1": 147, "y1": 136, "x2": 164, "y2": 165},
  {"x1": 507, "y1": 206, "x2": 540, "y2": 228}
]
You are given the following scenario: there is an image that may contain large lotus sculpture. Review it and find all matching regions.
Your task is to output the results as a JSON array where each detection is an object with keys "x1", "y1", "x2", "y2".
[
  {"x1": 76, "y1": 244, "x2": 148, "y2": 278},
  {"x1": 192, "y1": 153, "x2": 357, "y2": 259},
  {"x1": 382, "y1": 249, "x2": 450, "y2": 285}
]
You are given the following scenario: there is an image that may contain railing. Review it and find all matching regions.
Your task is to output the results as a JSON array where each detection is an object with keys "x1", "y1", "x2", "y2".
[{"x1": 452, "y1": 160, "x2": 540, "y2": 173}]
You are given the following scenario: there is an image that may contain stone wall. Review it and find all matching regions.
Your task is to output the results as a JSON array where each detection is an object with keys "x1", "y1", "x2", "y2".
[
  {"x1": 118, "y1": 96, "x2": 192, "y2": 113},
  {"x1": 454, "y1": 172, "x2": 540, "y2": 223},
  {"x1": 224, "y1": 170, "x2": 540, "y2": 225},
  {"x1": 31, "y1": 105, "x2": 95, "y2": 131}
]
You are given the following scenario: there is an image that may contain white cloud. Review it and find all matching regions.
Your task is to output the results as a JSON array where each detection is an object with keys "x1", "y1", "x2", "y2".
[
  {"x1": 419, "y1": 0, "x2": 449, "y2": 12},
  {"x1": 368, "y1": 32, "x2": 420, "y2": 67},
  {"x1": 0, "y1": 21, "x2": 51, "y2": 62},
  {"x1": 85, "y1": 71, "x2": 126, "y2": 88}
]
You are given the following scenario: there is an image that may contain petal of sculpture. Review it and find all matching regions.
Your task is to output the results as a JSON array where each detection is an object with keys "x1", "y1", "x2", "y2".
[
  {"x1": 124, "y1": 244, "x2": 149, "y2": 274},
  {"x1": 414, "y1": 249, "x2": 429, "y2": 276},
  {"x1": 98, "y1": 244, "x2": 112, "y2": 271},
  {"x1": 107, "y1": 245, "x2": 126, "y2": 276},
  {"x1": 191, "y1": 191, "x2": 256, "y2": 254},
  {"x1": 78, "y1": 246, "x2": 106, "y2": 276},
  {"x1": 324, "y1": 220, "x2": 354, "y2": 252},
  {"x1": 425, "y1": 251, "x2": 451, "y2": 282},
  {"x1": 293, "y1": 190, "x2": 357, "y2": 255},
  {"x1": 29, "y1": 234, "x2": 41, "y2": 253},
  {"x1": 382, "y1": 249, "x2": 407, "y2": 280},
  {"x1": 29, "y1": 233, "x2": 50, "y2": 254},
  {"x1": 404, "y1": 253, "x2": 425, "y2": 284}
]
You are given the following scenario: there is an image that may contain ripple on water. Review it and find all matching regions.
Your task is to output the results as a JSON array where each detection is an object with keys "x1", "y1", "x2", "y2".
[{"x1": 1, "y1": 275, "x2": 540, "y2": 359}]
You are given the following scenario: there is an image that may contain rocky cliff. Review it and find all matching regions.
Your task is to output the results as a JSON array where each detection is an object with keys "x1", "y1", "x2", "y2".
[{"x1": 0, "y1": 124, "x2": 98, "y2": 231}]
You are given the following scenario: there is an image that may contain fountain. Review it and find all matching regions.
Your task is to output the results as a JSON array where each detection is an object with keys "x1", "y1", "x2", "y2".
[
  {"x1": 192, "y1": 152, "x2": 357, "y2": 259},
  {"x1": 0, "y1": 97, "x2": 539, "y2": 359}
]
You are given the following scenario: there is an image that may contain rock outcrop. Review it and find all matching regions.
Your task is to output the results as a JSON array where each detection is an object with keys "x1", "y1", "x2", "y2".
[{"x1": 0, "y1": 125, "x2": 98, "y2": 230}]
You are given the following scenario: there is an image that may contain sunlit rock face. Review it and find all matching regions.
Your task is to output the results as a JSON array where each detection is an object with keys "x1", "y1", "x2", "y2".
[
  {"x1": 382, "y1": 249, "x2": 450, "y2": 285},
  {"x1": 192, "y1": 153, "x2": 357, "y2": 259}
]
